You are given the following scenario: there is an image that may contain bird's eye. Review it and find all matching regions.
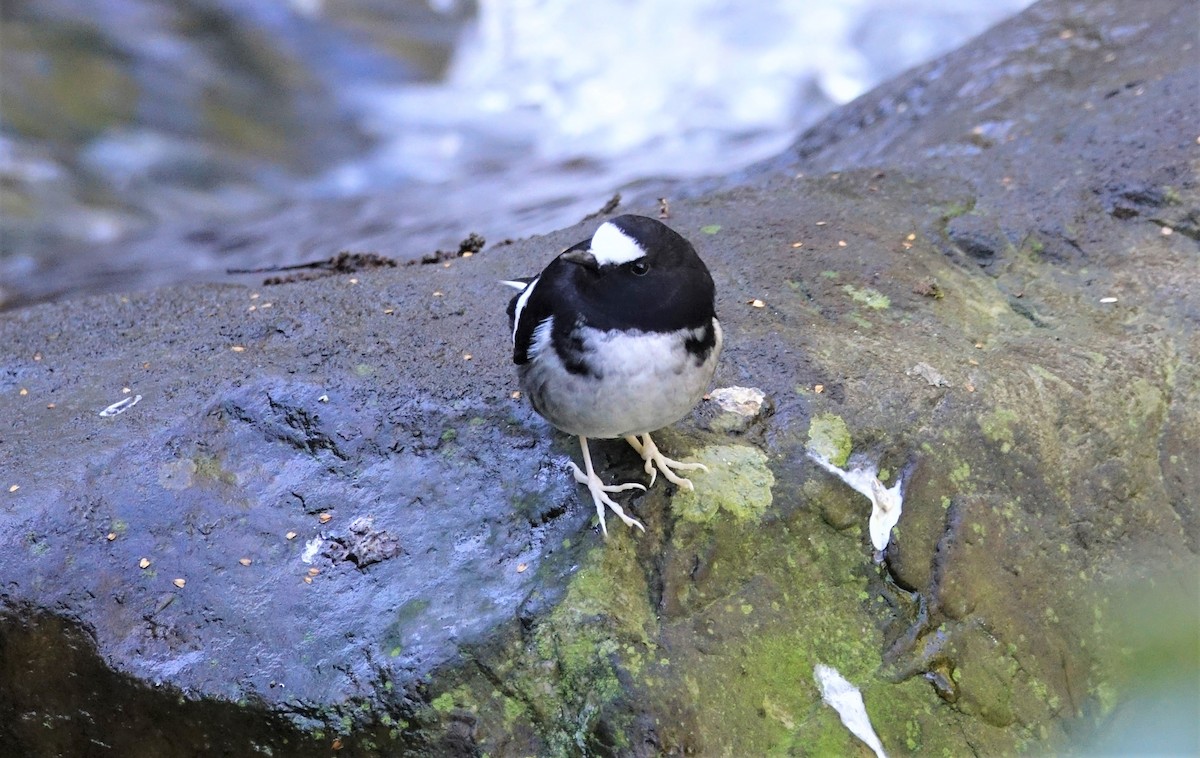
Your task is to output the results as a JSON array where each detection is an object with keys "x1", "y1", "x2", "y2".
[{"x1": 629, "y1": 260, "x2": 650, "y2": 276}]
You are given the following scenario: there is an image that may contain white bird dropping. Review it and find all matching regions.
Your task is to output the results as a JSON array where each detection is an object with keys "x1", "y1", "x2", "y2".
[
  {"x1": 806, "y1": 450, "x2": 905, "y2": 551},
  {"x1": 814, "y1": 663, "x2": 887, "y2": 758}
]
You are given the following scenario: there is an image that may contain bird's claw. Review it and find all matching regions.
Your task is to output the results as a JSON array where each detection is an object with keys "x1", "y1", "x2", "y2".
[
  {"x1": 568, "y1": 462, "x2": 646, "y2": 493},
  {"x1": 569, "y1": 446, "x2": 646, "y2": 538},
  {"x1": 625, "y1": 433, "x2": 707, "y2": 491}
]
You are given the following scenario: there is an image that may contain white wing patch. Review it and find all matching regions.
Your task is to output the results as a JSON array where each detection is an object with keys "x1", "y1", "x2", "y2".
[
  {"x1": 590, "y1": 221, "x2": 646, "y2": 266},
  {"x1": 511, "y1": 275, "x2": 539, "y2": 345},
  {"x1": 529, "y1": 316, "x2": 554, "y2": 359}
]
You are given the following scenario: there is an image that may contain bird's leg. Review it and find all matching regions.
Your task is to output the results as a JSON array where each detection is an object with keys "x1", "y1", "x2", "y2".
[
  {"x1": 568, "y1": 436, "x2": 646, "y2": 537},
  {"x1": 624, "y1": 432, "x2": 708, "y2": 490}
]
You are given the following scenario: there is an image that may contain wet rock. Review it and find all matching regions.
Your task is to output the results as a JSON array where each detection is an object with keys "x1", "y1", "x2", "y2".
[
  {"x1": 2, "y1": 0, "x2": 1197, "y2": 755},
  {"x1": 1099, "y1": 181, "x2": 1169, "y2": 219}
]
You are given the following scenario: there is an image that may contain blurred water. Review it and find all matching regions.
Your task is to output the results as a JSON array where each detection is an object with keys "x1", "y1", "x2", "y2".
[
  {"x1": 315, "y1": 0, "x2": 1034, "y2": 197},
  {"x1": 0, "y1": 0, "x2": 1033, "y2": 307}
]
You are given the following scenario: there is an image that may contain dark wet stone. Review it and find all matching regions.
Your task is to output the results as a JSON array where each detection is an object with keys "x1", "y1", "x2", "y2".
[
  {"x1": 2, "y1": 0, "x2": 1198, "y2": 755},
  {"x1": 946, "y1": 215, "x2": 1003, "y2": 263},
  {"x1": 1099, "y1": 181, "x2": 1168, "y2": 219}
]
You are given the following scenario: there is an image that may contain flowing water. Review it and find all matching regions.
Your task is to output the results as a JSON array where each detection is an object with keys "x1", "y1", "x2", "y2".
[{"x1": 0, "y1": 0, "x2": 1032, "y2": 307}]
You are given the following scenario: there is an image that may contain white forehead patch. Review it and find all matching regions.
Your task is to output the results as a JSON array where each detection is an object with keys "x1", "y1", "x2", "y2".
[{"x1": 590, "y1": 221, "x2": 646, "y2": 266}]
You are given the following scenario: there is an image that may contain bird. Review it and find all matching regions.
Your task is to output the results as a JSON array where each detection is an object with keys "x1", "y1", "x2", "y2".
[{"x1": 503, "y1": 214, "x2": 722, "y2": 536}]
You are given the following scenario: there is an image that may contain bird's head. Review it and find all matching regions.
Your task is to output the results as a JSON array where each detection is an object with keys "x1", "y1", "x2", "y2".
[
  {"x1": 559, "y1": 214, "x2": 707, "y2": 281},
  {"x1": 556, "y1": 214, "x2": 715, "y2": 330}
]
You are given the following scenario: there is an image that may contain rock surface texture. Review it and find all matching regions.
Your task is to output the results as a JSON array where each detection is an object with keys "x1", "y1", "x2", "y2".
[{"x1": 1, "y1": 0, "x2": 1197, "y2": 755}]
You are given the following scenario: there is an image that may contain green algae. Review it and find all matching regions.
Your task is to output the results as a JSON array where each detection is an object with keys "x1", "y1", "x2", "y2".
[
  {"x1": 428, "y1": 539, "x2": 660, "y2": 754},
  {"x1": 807, "y1": 413, "x2": 852, "y2": 467},
  {"x1": 934, "y1": 199, "x2": 975, "y2": 220},
  {"x1": 193, "y1": 454, "x2": 238, "y2": 486},
  {"x1": 429, "y1": 692, "x2": 458, "y2": 714},
  {"x1": 979, "y1": 407, "x2": 1019, "y2": 453},
  {"x1": 949, "y1": 461, "x2": 971, "y2": 487},
  {"x1": 843, "y1": 284, "x2": 891, "y2": 310},
  {"x1": 645, "y1": 500, "x2": 981, "y2": 756},
  {"x1": 670, "y1": 444, "x2": 774, "y2": 524}
]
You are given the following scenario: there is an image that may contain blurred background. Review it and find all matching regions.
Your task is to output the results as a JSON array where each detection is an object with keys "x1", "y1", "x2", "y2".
[{"x1": 0, "y1": 0, "x2": 1033, "y2": 308}]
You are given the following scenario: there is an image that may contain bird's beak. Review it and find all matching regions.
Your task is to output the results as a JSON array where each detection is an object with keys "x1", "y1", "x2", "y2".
[{"x1": 560, "y1": 248, "x2": 600, "y2": 271}]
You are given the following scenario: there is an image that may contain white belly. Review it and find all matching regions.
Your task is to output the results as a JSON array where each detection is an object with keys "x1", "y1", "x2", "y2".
[{"x1": 520, "y1": 318, "x2": 722, "y2": 438}]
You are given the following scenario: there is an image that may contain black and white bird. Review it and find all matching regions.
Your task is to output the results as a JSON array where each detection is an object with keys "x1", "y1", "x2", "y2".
[{"x1": 504, "y1": 214, "x2": 722, "y2": 536}]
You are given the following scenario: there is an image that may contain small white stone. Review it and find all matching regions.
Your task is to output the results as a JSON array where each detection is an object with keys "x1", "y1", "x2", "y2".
[
  {"x1": 709, "y1": 386, "x2": 767, "y2": 417},
  {"x1": 907, "y1": 362, "x2": 949, "y2": 387}
]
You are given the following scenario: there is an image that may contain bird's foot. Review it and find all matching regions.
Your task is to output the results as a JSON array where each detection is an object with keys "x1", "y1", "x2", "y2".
[
  {"x1": 625, "y1": 433, "x2": 708, "y2": 490},
  {"x1": 571, "y1": 437, "x2": 646, "y2": 538}
]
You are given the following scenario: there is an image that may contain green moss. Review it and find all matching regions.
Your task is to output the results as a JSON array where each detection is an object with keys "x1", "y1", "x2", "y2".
[
  {"x1": 670, "y1": 445, "x2": 774, "y2": 524},
  {"x1": 193, "y1": 454, "x2": 238, "y2": 486},
  {"x1": 489, "y1": 539, "x2": 656, "y2": 751},
  {"x1": 843, "y1": 284, "x2": 891, "y2": 310},
  {"x1": 1124, "y1": 377, "x2": 1165, "y2": 431},
  {"x1": 502, "y1": 696, "x2": 526, "y2": 726},
  {"x1": 979, "y1": 407, "x2": 1019, "y2": 453},
  {"x1": 645, "y1": 514, "x2": 965, "y2": 756},
  {"x1": 807, "y1": 413, "x2": 852, "y2": 467},
  {"x1": 949, "y1": 461, "x2": 971, "y2": 488},
  {"x1": 936, "y1": 200, "x2": 974, "y2": 220},
  {"x1": 554, "y1": 541, "x2": 655, "y2": 650},
  {"x1": 430, "y1": 693, "x2": 456, "y2": 714},
  {"x1": 701, "y1": 224, "x2": 722, "y2": 234}
]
